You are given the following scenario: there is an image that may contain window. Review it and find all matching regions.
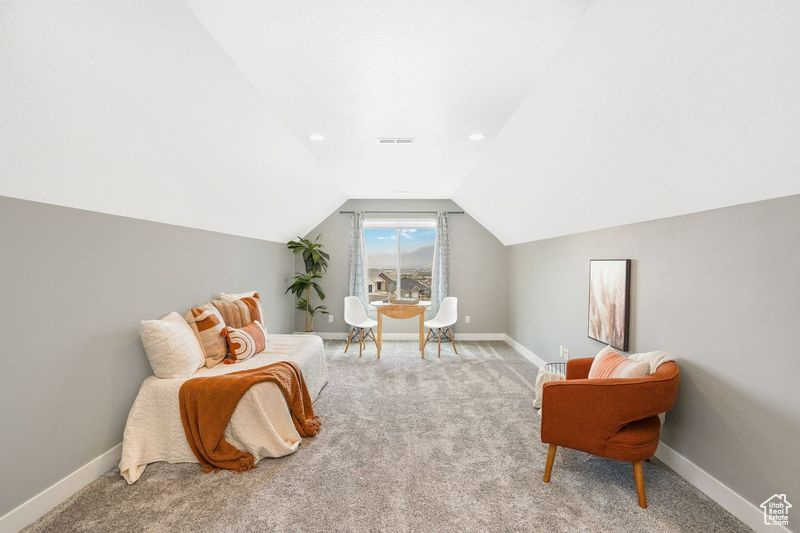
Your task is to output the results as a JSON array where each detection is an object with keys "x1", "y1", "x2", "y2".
[{"x1": 363, "y1": 219, "x2": 436, "y2": 302}]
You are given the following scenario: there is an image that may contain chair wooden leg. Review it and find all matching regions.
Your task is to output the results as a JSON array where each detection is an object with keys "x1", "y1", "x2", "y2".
[
  {"x1": 344, "y1": 328, "x2": 353, "y2": 353},
  {"x1": 359, "y1": 329, "x2": 364, "y2": 358},
  {"x1": 543, "y1": 444, "x2": 557, "y2": 483},
  {"x1": 633, "y1": 461, "x2": 647, "y2": 509},
  {"x1": 437, "y1": 329, "x2": 442, "y2": 358},
  {"x1": 449, "y1": 327, "x2": 458, "y2": 354},
  {"x1": 366, "y1": 329, "x2": 377, "y2": 358}
]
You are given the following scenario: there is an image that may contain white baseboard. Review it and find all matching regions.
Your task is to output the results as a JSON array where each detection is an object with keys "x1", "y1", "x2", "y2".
[
  {"x1": 0, "y1": 443, "x2": 121, "y2": 533},
  {"x1": 314, "y1": 332, "x2": 348, "y2": 340},
  {"x1": 450, "y1": 333, "x2": 506, "y2": 341},
  {"x1": 316, "y1": 332, "x2": 506, "y2": 341},
  {"x1": 655, "y1": 442, "x2": 787, "y2": 533},
  {"x1": 503, "y1": 335, "x2": 548, "y2": 367}
]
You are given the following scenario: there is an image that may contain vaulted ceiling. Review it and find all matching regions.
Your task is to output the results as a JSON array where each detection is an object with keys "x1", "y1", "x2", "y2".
[
  {"x1": 455, "y1": 0, "x2": 800, "y2": 244},
  {"x1": 2, "y1": 1, "x2": 799, "y2": 245},
  {"x1": 0, "y1": 1, "x2": 346, "y2": 243},
  {"x1": 185, "y1": 0, "x2": 589, "y2": 199}
]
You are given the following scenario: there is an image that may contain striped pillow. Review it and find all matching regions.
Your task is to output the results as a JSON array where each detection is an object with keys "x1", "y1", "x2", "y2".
[
  {"x1": 221, "y1": 320, "x2": 267, "y2": 363},
  {"x1": 184, "y1": 303, "x2": 228, "y2": 368},
  {"x1": 218, "y1": 291, "x2": 263, "y2": 324},
  {"x1": 212, "y1": 294, "x2": 263, "y2": 329},
  {"x1": 588, "y1": 347, "x2": 650, "y2": 379}
]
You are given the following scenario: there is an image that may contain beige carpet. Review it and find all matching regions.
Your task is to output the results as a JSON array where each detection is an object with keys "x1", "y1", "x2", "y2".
[{"x1": 26, "y1": 340, "x2": 748, "y2": 532}]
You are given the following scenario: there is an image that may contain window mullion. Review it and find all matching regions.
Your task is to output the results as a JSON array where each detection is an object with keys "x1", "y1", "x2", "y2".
[{"x1": 395, "y1": 228, "x2": 401, "y2": 298}]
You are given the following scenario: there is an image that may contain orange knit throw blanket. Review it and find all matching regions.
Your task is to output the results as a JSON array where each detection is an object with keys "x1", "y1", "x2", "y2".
[{"x1": 179, "y1": 361, "x2": 321, "y2": 473}]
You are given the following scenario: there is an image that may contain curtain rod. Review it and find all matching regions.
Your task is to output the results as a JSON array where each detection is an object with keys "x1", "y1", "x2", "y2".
[{"x1": 338, "y1": 210, "x2": 464, "y2": 214}]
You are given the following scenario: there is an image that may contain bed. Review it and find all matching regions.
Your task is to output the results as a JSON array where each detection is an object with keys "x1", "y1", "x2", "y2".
[{"x1": 119, "y1": 334, "x2": 328, "y2": 483}]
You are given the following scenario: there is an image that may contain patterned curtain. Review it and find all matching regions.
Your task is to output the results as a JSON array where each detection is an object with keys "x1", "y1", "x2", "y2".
[
  {"x1": 430, "y1": 211, "x2": 450, "y2": 317},
  {"x1": 347, "y1": 212, "x2": 369, "y2": 308}
]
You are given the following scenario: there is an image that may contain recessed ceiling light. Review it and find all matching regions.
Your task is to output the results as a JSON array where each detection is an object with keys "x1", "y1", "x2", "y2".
[
  {"x1": 309, "y1": 133, "x2": 325, "y2": 141},
  {"x1": 468, "y1": 133, "x2": 485, "y2": 141}
]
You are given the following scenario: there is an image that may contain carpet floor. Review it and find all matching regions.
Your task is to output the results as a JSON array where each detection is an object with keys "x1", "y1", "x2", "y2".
[{"x1": 26, "y1": 340, "x2": 749, "y2": 532}]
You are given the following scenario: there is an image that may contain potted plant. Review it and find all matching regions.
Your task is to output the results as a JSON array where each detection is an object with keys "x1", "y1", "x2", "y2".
[{"x1": 286, "y1": 235, "x2": 330, "y2": 332}]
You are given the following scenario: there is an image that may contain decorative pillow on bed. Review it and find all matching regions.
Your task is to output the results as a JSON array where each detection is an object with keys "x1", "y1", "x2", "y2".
[
  {"x1": 588, "y1": 346, "x2": 649, "y2": 379},
  {"x1": 184, "y1": 303, "x2": 228, "y2": 368},
  {"x1": 235, "y1": 294, "x2": 263, "y2": 324},
  {"x1": 218, "y1": 291, "x2": 263, "y2": 324},
  {"x1": 221, "y1": 320, "x2": 267, "y2": 363},
  {"x1": 212, "y1": 294, "x2": 263, "y2": 330},
  {"x1": 139, "y1": 312, "x2": 205, "y2": 378}
]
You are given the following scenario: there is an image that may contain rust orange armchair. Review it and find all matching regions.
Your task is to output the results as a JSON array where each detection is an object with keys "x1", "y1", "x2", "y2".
[{"x1": 540, "y1": 357, "x2": 679, "y2": 508}]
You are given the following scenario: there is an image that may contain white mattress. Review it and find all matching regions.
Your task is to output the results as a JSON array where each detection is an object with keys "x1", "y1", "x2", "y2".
[{"x1": 119, "y1": 334, "x2": 328, "y2": 483}]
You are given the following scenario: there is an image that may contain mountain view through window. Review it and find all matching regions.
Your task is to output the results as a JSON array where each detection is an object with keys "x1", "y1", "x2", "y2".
[{"x1": 364, "y1": 227, "x2": 436, "y2": 302}]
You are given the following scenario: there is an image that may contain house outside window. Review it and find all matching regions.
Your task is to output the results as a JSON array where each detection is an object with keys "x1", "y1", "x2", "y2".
[{"x1": 363, "y1": 219, "x2": 436, "y2": 302}]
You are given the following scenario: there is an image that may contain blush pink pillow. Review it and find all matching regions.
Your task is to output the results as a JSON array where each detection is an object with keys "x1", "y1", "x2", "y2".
[{"x1": 588, "y1": 347, "x2": 650, "y2": 379}]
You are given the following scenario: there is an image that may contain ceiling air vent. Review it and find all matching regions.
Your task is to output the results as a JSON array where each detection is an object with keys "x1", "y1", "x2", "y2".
[{"x1": 377, "y1": 137, "x2": 415, "y2": 144}]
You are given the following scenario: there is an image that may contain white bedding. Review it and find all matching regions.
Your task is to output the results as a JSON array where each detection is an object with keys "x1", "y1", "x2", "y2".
[{"x1": 119, "y1": 334, "x2": 328, "y2": 483}]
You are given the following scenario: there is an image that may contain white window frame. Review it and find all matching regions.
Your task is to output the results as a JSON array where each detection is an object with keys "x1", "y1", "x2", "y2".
[{"x1": 363, "y1": 218, "x2": 436, "y2": 299}]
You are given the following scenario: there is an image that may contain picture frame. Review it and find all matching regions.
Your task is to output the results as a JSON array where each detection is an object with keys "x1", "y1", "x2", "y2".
[{"x1": 588, "y1": 259, "x2": 631, "y2": 351}]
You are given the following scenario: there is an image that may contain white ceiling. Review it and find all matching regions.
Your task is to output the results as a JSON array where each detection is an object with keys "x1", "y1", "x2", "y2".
[
  {"x1": 186, "y1": 0, "x2": 591, "y2": 199},
  {"x1": 2, "y1": 1, "x2": 799, "y2": 245},
  {"x1": 0, "y1": 1, "x2": 346, "y2": 243},
  {"x1": 455, "y1": 0, "x2": 800, "y2": 244}
]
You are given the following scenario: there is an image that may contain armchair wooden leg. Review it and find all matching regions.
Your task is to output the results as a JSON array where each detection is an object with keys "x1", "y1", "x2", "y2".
[
  {"x1": 633, "y1": 461, "x2": 647, "y2": 509},
  {"x1": 543, "y1": 444, "x2": 557, "y2": 483}
]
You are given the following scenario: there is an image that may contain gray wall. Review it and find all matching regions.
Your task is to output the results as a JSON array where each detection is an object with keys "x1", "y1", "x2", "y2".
[
  {"x1": 506, "y1": 194, "x2": 800, "y2": 509},
  {"x1": 296, "y1": 199, "x2": 507, "y2": 335},
  {"x1": 0, "y1": 196, "x2": 295, "y2": 516}
]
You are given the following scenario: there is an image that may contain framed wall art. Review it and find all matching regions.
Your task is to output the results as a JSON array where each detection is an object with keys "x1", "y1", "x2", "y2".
[{"x1": 588, "y1": 259, "x2": 631, "y2": 351}]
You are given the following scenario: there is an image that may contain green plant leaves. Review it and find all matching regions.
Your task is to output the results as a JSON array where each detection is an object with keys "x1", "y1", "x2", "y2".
[
  {"x1": 286, "y1": 235, "x2": 329, "y2": 327},
  {"x1": 287, "y1": 234, "x2": 329, "y2": 274}
]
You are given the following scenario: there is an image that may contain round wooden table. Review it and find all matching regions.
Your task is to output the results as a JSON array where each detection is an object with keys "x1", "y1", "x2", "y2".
[{"x1": 370, "y1": 300, "x2": 432, "y2": 358}]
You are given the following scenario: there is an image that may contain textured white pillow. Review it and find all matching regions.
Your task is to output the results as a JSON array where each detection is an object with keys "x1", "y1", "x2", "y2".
[{"x1": 139, "y1": 312, "x2": 205, "y2": 378}]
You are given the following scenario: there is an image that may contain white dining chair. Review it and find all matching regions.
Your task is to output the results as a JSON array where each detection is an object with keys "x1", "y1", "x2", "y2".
[
  {"x1": 344, "y1": 296, "x2": 378, "y2": 358},
  {"x1": 424, "y1": 297, "x2": 459, "y2": 357}
]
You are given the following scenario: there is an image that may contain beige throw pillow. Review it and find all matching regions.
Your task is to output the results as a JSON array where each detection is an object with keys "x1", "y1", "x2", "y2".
[
  {"x1": 588, "y1": 346, "x2": 650, "y2": 379},
  {"x1": 212, "y1": 292, "x2": 265, "y2": 333},
  {"x1": 184, "y1": 303, "x2": 228, "y2": 368},
  {"x1": 139, "y1": 312, "x2": 205, "y2": 378},
  {"x1": 212, "y1": 300, "x2": 249, "y2": 329},
  {"x1": 221, "y1": 320, "x2": 267, "y2": 363},
  {"x1": 218, "y1": 291, "x2": 264, "y2": 324}
]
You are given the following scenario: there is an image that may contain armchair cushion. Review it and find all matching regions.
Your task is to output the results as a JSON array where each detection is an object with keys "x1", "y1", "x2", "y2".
[{"x1": 606, "y1": 416, "x2": 661, "y2": 458}]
